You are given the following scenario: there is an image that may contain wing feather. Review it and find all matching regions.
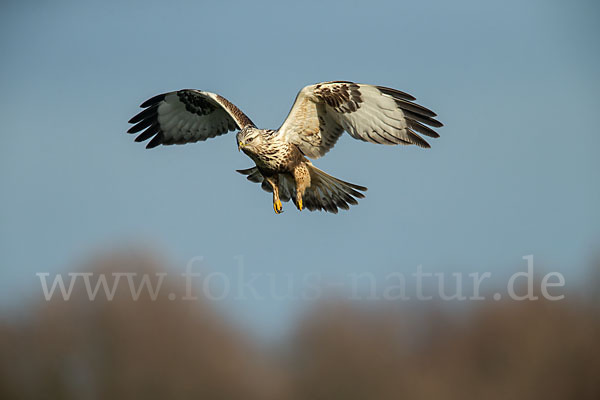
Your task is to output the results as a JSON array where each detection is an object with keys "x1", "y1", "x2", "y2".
[
  {"x1": 128, "y1": 89, "x2": 254, "y2": 149},
  {"x1": 407, "y1": 119, "x2": 440, "y2": 138},
  {"x1": 279, "y1": 81, "x2": 442, "y2": 158}
]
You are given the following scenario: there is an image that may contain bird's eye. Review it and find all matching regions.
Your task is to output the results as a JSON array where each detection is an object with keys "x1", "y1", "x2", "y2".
[{"x1": 247, "y1": 136, "x2": 254, "y2": 143}]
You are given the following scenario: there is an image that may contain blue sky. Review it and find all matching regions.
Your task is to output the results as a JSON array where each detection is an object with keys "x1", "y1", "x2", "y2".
[{"x1": 1, "y1": 0, "x2": 599, "y2": 337}]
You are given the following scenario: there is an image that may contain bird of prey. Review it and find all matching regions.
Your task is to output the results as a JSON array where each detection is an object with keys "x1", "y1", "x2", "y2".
[{"x1": 127, "y1": 81, "x2": 442, "y2": 214}]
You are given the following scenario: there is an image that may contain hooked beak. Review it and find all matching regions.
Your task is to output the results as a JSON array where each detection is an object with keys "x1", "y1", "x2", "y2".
[{"x1": 238, "y1": 141, "x2": 245, "y2": 151}]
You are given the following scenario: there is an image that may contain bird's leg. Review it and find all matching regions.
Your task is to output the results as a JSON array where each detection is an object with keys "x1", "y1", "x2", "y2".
[
  {"x1": 266, "y1": 175, "x2": 282, "y2": 214},
  {"x1": 296, "y1": 192, "x2": 303, "y2": 212},
  {"x1": 293, "y1": 164, "x2": 311, "y2": 211}
]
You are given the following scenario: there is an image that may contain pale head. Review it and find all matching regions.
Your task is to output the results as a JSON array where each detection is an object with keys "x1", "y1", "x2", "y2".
[{"x1": 237, "y1": 127, "x2": 267, "y2": 154}]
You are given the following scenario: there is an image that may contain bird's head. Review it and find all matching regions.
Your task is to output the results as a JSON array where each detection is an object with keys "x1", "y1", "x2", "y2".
[{"x1": 237, "y1": 127, "x2": 264, "y2": 154}]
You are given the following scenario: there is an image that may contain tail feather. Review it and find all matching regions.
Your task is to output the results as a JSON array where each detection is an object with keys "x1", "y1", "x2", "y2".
[
  {"x1": 236, "y1": 165, "x2": 367, "y2": 213},
  {"x1": 304, "y1": 164, "x2": 367, "y2": 213},
  {"x1": 236, "y1": 167, "x2": 263, "y2": 183}
]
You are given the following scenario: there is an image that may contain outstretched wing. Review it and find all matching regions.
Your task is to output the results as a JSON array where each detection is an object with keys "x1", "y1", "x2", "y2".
[
  {"x1": 128, "y1": 90, "x2": 255, "y2": 149},
  {"x1": 278, "y1": 81, "x2": 443, "y2": 159}
]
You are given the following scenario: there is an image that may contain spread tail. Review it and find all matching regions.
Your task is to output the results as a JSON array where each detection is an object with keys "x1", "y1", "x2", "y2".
[
  {"x1": 303, "y1": 164, "x2": 367, "y2": 213},
  {"x1": 237, "y1": 166, "x2": 367, "y2": 213}
]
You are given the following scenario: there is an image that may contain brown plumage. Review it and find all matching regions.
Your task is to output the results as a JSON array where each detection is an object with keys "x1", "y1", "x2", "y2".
[{"x1": 128, "y1": 81, "x2": 442, "y2": 213}]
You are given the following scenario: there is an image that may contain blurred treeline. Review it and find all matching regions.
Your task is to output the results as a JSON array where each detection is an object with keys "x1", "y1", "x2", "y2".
[{"x1": 1, "y1": 252, "x2": 599, "y2": 399}]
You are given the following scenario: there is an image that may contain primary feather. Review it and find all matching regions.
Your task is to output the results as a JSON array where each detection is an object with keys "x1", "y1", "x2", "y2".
[{"x1": 128, "y1": 81, "x2": 443, "y2": 213}]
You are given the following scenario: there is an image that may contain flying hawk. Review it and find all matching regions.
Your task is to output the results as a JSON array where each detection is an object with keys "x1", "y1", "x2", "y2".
[{"x1": 127, "y1": 81, "x2": 442, "y2": 214}]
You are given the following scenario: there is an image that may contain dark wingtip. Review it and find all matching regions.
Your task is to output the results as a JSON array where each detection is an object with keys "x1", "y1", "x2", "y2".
[
  {"x1": 403, "y1": 110, "x2": 444, "y2": 129},
  {"x1": 127, "y1": 118, "x2": 152, "y2": 133},
  {"x1": 128, "y1": 105, "x2": 158, "y2": 124},
  {"x1": 145, "y1": 134, "x2": 163, "y2": 149},
  {"x1": 140, "y1": 93, "x2": 167, "y2": 108},
  {"x1": 428, "y1": 119, "x2": 443, "y2": 128},
  {"x1": 349, "y1": 183, "x2": 368, "y2": 192},
  {"x1": 376, "y1": 86, "x2": 417, "y2": 101}
]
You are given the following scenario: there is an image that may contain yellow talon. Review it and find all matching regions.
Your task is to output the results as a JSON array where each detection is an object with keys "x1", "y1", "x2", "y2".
[
  {"x1": 273, "y1": 200, "x2": 283, "y2": 214},
  {"x1": 298, "y1": 199, "x2": 303, "y2": 211}
]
